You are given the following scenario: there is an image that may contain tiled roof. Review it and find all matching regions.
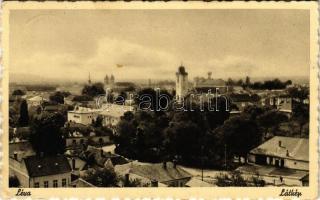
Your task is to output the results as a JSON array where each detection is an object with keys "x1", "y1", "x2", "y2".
[
  {"x1": 237, "y1": 164, "x2": 308, "y2": 180},
  {"x1": 99, "y1": 104, "x2": 134, "y2": 118},
  {"x1": 185, "y1": 177, "x2": 214, "y2": 187},
  {"x1": 70, "y1": 178, "x2": 95, "y2": 187},
  {"x1": 229, "y1": 93, "x2": 259, "y2": 102},
  {"x1": 250, "y1": 136, "x2": 308, "y2": 161},
  {"x1": 24, "y1": 155, "x2": 72, "y2": 177},
  {"x1": 115, "y1": 162, "x2": 192, "y2": 183}
]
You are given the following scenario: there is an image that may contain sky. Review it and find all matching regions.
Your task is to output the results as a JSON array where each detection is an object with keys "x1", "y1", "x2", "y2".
[{"x1": 10, "y1": 9, "x2": 310, "y2": 83}]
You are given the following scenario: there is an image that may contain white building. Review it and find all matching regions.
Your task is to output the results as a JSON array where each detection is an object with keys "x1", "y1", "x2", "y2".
[
  {"x1": 237, "y1": 136, "x2": 309, "y2": 186},
  {"x1": 99, "y1": 103, "x2": 134, "y2": 127},
  {"x1": 67, "y1": 106, "x2": 100, "y2": 125},
  {"x1": 175, "y1": 65, "x2": 188, "y2": 102},
  {"x1": 10, "y1": 155, "x2": 72, "y2": 188},
  {"x1": 27, "y1": 95, "x2": 47, "y2": 108}
]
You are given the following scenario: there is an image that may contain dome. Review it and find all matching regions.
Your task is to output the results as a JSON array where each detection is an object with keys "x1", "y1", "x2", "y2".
[{"x1": 177, "y1": 66, "x2": 188, "y2": 75}]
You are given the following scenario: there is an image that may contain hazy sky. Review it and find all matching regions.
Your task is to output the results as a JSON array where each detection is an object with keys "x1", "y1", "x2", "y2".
[{"x1": 10, "y1": 9, "x2": 310, "y2": 82}]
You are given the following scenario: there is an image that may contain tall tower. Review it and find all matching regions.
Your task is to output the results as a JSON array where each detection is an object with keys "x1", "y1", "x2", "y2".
[
  {"x1": 104, "y1": 75, "x2": 109, "y2": 85},
  {"x1": 176, "y1": 65, "x2": 188, "y2": 102},
  {"x1": 110, "y1": 74, "x2": 115, "y2": 87}
]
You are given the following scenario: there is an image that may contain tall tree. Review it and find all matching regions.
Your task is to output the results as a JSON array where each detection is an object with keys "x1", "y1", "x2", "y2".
[
  {"x1": 49, "y1": 91, "x2": 65, "y2": 104},
  {"x1": 19, "y1": 100, "x2": 29, "y2": 127},
  {"x1": 84, "y1": 167, "x2": 118, "y2": 187},
  {"x1": 12, "y1": 89, "x2": 25, "y2": 96},
  {"x1": 292, "y1": 103, "x2": 309, "y2": 136},
  {"x1": 214, "y1": 116, "x2": 261, "y2": 162},
  {"x1": 82, "y1": 82, "x2": 106, "y2": 97},
  {"x1": 29, "y1": 112, "x2": 66, "y2": 155},
  {"x1": 257, "y1": 110, "x2": 288, "y2": 139}
]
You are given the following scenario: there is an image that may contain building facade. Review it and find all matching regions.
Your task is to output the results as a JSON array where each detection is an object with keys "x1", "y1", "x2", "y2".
[{"x1": 175, "y1": 66, "x2": 188, "y2": 102}]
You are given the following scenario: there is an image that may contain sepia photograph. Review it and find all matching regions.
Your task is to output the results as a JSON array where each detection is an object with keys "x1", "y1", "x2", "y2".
[{"x1": 1, "y1": 1, "x2": 319, "y2": 199}]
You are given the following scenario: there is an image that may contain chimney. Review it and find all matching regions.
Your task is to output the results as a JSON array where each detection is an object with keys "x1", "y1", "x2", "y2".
[
  {"x1": 278, "y1": 140, "x2": 282, "y2": 147},
  {"x1": 151, "y1": 179, "x2": 158, "y2": 187},
  {"x1": 72, "y1": 158, "x2": 76, "y2": 170},
  {"x1": 124, "y1": 173, "x2": 130, "y2": 186},
  {"x1": 173, "y1": 159, "x2": 177, "y2": 169},
  {"x1": 100, "y1": 149, "x2": 104, "y2": 157},
  {"x1": 13, "y1": 152, "x2": 18, "y2": 160},
  {"x1": 162, "y1": 161, "x2": 167, "y2": 169}
]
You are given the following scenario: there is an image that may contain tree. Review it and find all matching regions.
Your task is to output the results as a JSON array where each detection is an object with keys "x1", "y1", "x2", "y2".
[
  {"x1": 292, "y1": 103, "x2": 309, "y2": 136},
  {"x1": 134, "y1": 88, "x2": 173, "y2": 111},
  {"x1": 9, "y1": 176, "x2": 20, "y2": 187},
  {"x1": 19, "y1": 100, "x2": 29, "y2": 127},
  {"x1": 29, "y1": 112, "x2": 66, "y2": 155},
  {"x1": 215, "y1": 171, "x2": 248, "y2": 187},
  {"x1": 93, "y1": 115, "x2": 104, "y2": 128},
  {"x1": 82, "y1": 82, "x2": 106, "y2": 97},
  {"x1": 257, "y1": 110, "x2": 288, "y2": 139},
  {"x1": 72, "y1": 95, "x2": 94, "y2": 102},
  {"x1": 214, "y1": 116, "x2": 261, "y2": 163},
  {"x1": 245, "y1": 76, "x2": 251, "y2": 88},
  {"x1": 84, "y1": 167, "x2": 118, "y2": 187},
  {"x1": 163, "y1": 121, "x2": 203, "y2": 164},
  {"x1": 49, "y1": 91, "x2": 65, "y2": 104},
  {"x1": 12, "y1": 89, "x2": 25, "y2": 96},
  {"x1": 288, "y1": 87, "x2": 309, "y2": 103}
]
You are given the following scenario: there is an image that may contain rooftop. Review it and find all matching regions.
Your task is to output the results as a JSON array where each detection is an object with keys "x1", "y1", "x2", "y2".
[
  {"x1": 236, "y1": 164, "x2": 308, "y2": 180},
  {"x1": 24, "y1": 155, "x2": 72, "y2": 177},
  {"x1": 250, "y1": 136, "x2": 309, "y2": 162},
  {"x1": 115, "y1": 161, "x2": 192, "y2": 183}
]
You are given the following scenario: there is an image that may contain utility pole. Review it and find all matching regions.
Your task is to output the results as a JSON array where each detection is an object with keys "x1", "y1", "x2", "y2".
[
  {"x1": 201, "y1": 145, "x2": 204, "y2": 181},
  {"x1": 224, "y1": 144, "x2": 227, "y2": 170}
]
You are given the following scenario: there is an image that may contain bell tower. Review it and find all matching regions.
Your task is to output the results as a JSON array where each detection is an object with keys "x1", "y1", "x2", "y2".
[{"x1": 176, "y1": 65, "x2": 188, "y2": 102}]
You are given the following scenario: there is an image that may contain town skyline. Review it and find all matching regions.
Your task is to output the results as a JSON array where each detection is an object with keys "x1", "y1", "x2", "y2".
[{"x1": 10, "y1": 9, "x2": 309, "y2": 81}]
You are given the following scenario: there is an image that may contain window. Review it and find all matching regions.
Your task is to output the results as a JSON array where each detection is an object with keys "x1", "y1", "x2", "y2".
[
  {"x1": 53, "y1": 180, "x2": 58, "y2": 187},
  {"x1": 34, "y1": 182, "x2": 40, "y2": 188},
  {"x1": 62, "y1": 179, "x2": 67, "y2": 187},
  {"x1": 44, "y1": 181, "x2": 49, "y2": 188}
]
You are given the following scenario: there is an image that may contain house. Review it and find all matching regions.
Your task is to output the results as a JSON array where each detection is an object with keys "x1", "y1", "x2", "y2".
[
  {"x1": 193, "y1": 72, "x2": 229, "y2": 94},
  {"x1": 9, "y1": 140, "x2": 35, "y2": 159},
  {"x1": 27, "y1": 95, "x2": 47, "y2": 107},
  {"x1": 65, "y1": 131, "x2": 111, "y2": 149},
  {"x1": 99, "y1": 103, "x2": 134, "y2": 127},
  {"x1": 237, "y1": 136, "x2": 309, "y2": 186},
  {"x1": 185, "y1": 177, "x2": 214, "y2": 187},
  {"x1": 10, "y1": 155, "x2": 72, "y2": 188},
  {"x1": 236, "y1": 164, "x2": 309, "y2": 186},
  {"x1": 115, "y1": 161, "x2": 192, "y2": 187},
  {"x1": 70, "y1": 178, "x2": 95, "y2": 187},
  {"x1": 67, "y1": 106, "x2": 100, "y2": 125},
  {"x1": 85, "y1": 146, "x2": 129, "y2": 167},
  {"x1": 248, "y1": 136, "x2": 308, "y2": 170},
  {"x1": 264, "y1": 95, "x2": 293, "y2": 115},
  {"x1": 229, "y1": 93, "x2": 260, "y2": 111}
]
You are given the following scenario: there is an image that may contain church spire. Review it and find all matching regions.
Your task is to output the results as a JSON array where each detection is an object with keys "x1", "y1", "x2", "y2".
[{"x1": 88, "y1": 72, "x2": 92, "y2": 85}]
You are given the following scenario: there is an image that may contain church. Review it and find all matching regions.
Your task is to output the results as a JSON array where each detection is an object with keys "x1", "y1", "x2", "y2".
[{"x1": 175, "y1": 65, "x2": 229, "y2": 104}]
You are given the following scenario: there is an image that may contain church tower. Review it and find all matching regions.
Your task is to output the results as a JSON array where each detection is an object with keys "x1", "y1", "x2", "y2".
[
  {"x1": 104, "y1": 75, "x2": 109, "y2": 85},
  {"x1": 176, "y1": 65, "x2": 188, "y2": 102},
  {"x1": 110, "y1": 74, "x2": 115, "y2": 88}
]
